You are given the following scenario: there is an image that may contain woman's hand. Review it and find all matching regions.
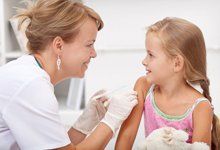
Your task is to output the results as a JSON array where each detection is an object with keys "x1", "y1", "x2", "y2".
[
  {"x1": 115, "y1": 76, "x2": 150, "y2": 150},
  {"x1": 72, "y1": 90, "x2": 108, "y2": 135},
  {"x1": 101, "y1": 90, "x2": 138, "y2": 135}
]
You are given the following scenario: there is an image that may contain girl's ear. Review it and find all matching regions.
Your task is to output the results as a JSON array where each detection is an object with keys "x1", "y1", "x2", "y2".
[
  {"x1": 173, "y1": 54, "x2": 184, "y2": 73},
  {"x1": 52, "y1": 36, "x2": 64, "y2": 55}
]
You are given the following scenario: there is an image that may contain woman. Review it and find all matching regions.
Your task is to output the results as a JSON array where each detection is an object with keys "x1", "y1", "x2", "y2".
[{"x1": 0, "y1": 0, "x2": 138, "y2": 149}]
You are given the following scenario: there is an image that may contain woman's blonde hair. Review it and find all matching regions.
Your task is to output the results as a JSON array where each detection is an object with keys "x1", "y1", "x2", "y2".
[
  {"x1": 16, "y1": 0, "x2": 104, "y2": 53},
  {"x1": 147, "y1": 17, "x2": 220, "y2": 150}
]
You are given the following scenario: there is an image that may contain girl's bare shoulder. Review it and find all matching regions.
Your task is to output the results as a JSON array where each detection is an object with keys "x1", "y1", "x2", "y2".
[{"x1": 134, "y1": 76, "x2": 151, "y2": 102}]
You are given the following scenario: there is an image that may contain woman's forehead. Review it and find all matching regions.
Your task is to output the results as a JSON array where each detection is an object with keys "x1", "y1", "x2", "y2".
[{"x1": 76, "y1": 18, "x2": 98, "y2": 42}]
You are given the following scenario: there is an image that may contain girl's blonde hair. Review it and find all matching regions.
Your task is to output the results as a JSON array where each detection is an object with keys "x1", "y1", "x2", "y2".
[
  {"x1": 147, "y1": 17, "x2": 220, "y2": 149},
  {"x1": 16, "y1": 0, "x2": 104, "y2": 53}
]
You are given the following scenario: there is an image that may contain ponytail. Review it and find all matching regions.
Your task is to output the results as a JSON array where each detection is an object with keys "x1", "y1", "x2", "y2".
[
  {"x1": 199, "y1": 79, "x2": 220, "y2": 150},
  {"x1": 15, "y1": 0, "x2": 34, "y2": 30}
]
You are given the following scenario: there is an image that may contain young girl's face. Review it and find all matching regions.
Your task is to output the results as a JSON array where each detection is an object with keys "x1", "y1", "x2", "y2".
[{"x1": 142, "y1": 33, "x2": 174, "y2": 84}]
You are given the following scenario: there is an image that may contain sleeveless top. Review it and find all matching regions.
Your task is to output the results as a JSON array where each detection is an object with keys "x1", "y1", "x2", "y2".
[{"x1": 143, "y1": 85, "x2": 211, "y2": 143}]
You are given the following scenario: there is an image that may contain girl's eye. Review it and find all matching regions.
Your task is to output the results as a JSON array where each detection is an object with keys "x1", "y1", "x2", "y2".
[{"x1": 148, "y1": 53, "x2": 153, "y2": 57}]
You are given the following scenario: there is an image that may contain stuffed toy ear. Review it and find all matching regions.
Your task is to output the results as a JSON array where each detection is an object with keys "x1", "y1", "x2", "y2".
[
  {"x1": 162, "y1": 127, "x2": 176, "y2": 145},
  {"x1": 191, "y1": 142, "x2": 209, "y2": 150},
  {"x1": 171, "y1": 128, "x2": 188, "y2": 142}
]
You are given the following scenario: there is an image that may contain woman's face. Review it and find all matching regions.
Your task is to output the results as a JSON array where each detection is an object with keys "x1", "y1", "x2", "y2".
[{"x1": 61, "y1": 18, "x2": 98, "y2": 78}]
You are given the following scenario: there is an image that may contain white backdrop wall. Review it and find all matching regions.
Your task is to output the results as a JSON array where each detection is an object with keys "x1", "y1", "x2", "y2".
[
  {"x1": 83, "y1": 0, "x2": 220, "y2": 115},
  {"x1": 84, "y1": 0, "x2": 220, "y2": 50}
]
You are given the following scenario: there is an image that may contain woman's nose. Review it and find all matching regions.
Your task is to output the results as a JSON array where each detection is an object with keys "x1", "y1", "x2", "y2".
[{"x1": 90, "y1": 48, "x2": 97, "y2": 58}]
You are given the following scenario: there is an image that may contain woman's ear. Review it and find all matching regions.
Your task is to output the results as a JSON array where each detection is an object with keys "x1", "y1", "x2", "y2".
[
  {"x1": 173, "y1": 54, "x2": 184, "y2": 73},
  {"x1": 52, "y1": 36, "x2": 64, "y2": 55}
]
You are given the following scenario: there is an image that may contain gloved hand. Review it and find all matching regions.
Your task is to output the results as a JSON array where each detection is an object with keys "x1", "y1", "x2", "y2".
[
  {"x1": 100, "y1": 90, "x2": 138, "y2": 135},
  {"x1": 72, "y1": 90, "x2": 108, "y2": 135}
]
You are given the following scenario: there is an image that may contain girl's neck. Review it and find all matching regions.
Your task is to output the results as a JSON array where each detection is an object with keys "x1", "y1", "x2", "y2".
[{"x1": 156, "y1": 79, "x2": 189, "y2": 100}]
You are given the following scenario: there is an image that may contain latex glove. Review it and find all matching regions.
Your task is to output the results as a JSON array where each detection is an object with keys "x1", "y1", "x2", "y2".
[
  {"x1": 100, "y1": 90, "x2": 138, "y2": 135},
  {"x1": 72, "y1": 90, "x2": 108, "y2": 135}
]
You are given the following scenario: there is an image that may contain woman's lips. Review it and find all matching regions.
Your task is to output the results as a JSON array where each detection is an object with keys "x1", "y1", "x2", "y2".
[
  {"x1": 84, "y1": 60, "x2": 90, "y2": 67},
  {"x1": 85, "y1": 63, "x2": 89, "y2": 68},
  {"x1": 84, "y1": 62, "x2": 90, "y2": 69}
]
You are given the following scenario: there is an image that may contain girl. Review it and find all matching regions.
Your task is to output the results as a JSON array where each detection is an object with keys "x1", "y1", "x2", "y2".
[{"x1": 115, "y1": 17, "x2": 220, "y2": 150}]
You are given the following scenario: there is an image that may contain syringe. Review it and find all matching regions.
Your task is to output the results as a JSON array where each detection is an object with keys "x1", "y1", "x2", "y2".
[{"x1": 91, "y1": 85, "x2": 132, "y2": 107}]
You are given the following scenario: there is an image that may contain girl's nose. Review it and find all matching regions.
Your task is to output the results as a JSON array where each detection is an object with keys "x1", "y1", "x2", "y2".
[{"x1": 142, "y1": 57, "x2": 148, "y2": 66}]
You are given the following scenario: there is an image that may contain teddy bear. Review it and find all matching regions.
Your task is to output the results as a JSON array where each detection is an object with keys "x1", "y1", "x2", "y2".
[{"x1": 137, "y1": 127, "x2": 209, "y2": 150}]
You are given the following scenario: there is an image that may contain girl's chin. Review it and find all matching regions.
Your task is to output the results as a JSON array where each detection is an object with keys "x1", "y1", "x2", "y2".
[{"x1": 146, "y1": 76, "x2": 154, "y2": 84}]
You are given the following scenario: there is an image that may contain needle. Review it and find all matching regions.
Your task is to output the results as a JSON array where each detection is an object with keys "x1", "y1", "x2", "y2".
[{"x1": 91, "y1": 85, "x2": 130, "y2": 101}]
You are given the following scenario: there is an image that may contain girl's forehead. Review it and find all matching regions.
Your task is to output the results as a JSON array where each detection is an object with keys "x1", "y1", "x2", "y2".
[{"x1": 146, "y1": 33, "x2": 164, "y2": 53}]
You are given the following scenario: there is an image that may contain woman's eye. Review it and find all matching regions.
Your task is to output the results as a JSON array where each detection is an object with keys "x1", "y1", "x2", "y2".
[{"x1": 87, "y1": 44, "x2": 94, "y2": 47}]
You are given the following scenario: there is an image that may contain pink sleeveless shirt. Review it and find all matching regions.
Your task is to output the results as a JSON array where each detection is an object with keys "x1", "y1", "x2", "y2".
[{"x1": 143, "y1": 85, "x2": 210, "y2": 143}]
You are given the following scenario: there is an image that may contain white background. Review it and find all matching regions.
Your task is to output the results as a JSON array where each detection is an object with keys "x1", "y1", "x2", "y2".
[
  {"x1": 84, "y1": 0, "x2": 220, "y2": 50},
  {"x1": 1, "y1": 0, "x2": 219, "y2": 149}
]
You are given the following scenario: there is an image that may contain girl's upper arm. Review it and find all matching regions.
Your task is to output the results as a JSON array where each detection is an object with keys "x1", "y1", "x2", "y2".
[
  {"x1": 192, "y1": 100, "x2": 213, "y2": 146},
  {"x1": 115, "y1": 76, "x2": 151, "y2": 150}
]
